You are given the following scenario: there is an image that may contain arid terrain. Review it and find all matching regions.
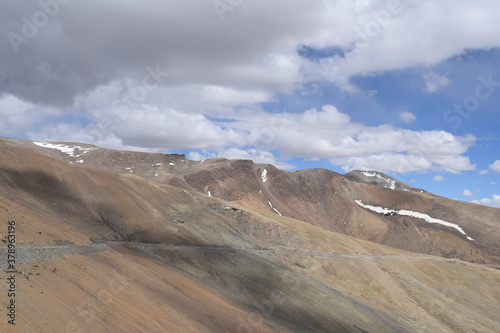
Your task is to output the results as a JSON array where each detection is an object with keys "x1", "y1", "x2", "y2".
[{"x1": 1, "y1": 137, "x2": 499, "y2": 332}]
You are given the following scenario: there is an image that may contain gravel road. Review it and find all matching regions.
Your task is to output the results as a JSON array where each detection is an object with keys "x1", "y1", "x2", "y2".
[
  {"x1": 0, "y1": 241, "x2": 462, "y2": 266},
  {"x1": 0, "y1": 243, "x2": 110, "y2": 266}
]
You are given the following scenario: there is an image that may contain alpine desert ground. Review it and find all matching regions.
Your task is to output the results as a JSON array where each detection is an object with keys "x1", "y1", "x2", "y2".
[{"x1": 1, "y1": 137, "x2": 499, "y2": 332}]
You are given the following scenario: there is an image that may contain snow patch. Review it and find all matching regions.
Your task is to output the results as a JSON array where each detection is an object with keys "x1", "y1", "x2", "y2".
[
  {"x1": 205, "y1": 186, "x2": 212, "y2": 197},
  {"x1": 76, "y1": 160, "x2": 83, "y2": 164},
  {"x1": 169, "y1": 162, "x2": 175, "y2": 166},
  {"x1": 261, "y1": 169, "x2": 268, "y2": 183},
  {"x1": 355, "y1": 200, "x2": 474, "y2": 241},
  {"x1": 34, "y1": 141, "x2": 97, "y2": 157},
  {"x1": 361, "y1": 171, "x2": 396, "y2": 190},
  {"x1": 155, "y1": 163, "x2": 162, "y2": 166},
  {"x1": 267, "y1": 201, "x2": 282, "y2": 215},
  {"x1": 361, "y1": 172, "x2": 376, "y2": 177}
]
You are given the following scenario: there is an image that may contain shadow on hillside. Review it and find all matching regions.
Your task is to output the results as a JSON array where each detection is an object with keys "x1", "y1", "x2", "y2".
[
  {"x1": 0, "y1": 167, "x2": 82, "y2": 206},
  {"x1": 120, "y1": 244, "x2": 405, "y2": 333}
]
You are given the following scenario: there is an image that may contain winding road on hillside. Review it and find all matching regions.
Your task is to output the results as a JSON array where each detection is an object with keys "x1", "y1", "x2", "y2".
[{"x1": 0, "y1": 242, "x2": 465, "y2": 266}]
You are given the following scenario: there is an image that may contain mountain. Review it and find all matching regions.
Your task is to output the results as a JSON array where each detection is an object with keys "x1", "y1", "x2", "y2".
[
  {"x1": 10, "y1": 137, "x2": 499, "y2": 265},
  {"x1": 1, "y1": 136, "x2": 499, "y2": 332}
]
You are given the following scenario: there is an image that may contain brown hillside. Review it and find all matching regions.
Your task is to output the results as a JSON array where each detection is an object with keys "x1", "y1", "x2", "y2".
[
  {"x1": 9, "y1": 137, "x2": 498, "y2": 264},
  {"x1": 1, "y1": 137, "x2": 499, "y2": 332}
]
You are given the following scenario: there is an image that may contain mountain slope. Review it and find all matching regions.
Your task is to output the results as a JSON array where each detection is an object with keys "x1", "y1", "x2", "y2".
[
  {"x1": 9, "y1": 137, "x2": 499, "y2": 265},
  {"x1": 1, "y1": 137, "x2": 499, "y2": 332}
]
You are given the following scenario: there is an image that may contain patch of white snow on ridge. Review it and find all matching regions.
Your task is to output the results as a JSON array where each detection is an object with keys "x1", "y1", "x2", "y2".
[
  {"x1": 361, "y1": 171, "x2": 396, "y2": 190},
  {"x1": 355, "y1": 200, "x2": 393, "y2": 215},
  {"x1": 273, "y1": 208, "x2": 283, "y2": 216},
  {"x1": 267, "y1": 201, "x2": 273, "y2": 208},
  {"x1": 361, "y1": 172, "x2": 377, "y2": 177},
  {"x1": 355, "y1": 200, "x2": 474, "y2": 241},
  {"x1": 261, "y1": 169, "x2": 268, "y2": 183},
  {"x1": 34, "y1": 141, "x2": 97, "y2": 157},
  {"x1": 169, "y1": 162, "x2": 175, "y2": 166},
  {"x1": 155, "y1": 163, "x2": 162, "y2": 166}
]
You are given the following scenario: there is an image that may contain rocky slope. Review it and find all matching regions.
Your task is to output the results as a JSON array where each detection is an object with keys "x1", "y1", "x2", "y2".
[
  {"x1": 8, "y1": 137, "x2": 499, "y2": 265},
  {"x1": 1, "y1": 137, "x2": 499, "y2": 332}
]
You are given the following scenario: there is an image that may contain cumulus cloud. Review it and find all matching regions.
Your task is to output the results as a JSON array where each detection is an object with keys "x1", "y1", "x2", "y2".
[
  {"x1": 423, "y1": 73, "x2": 452, "y2": 93},
  {"x1": 479, "y1": 169, "x2": 490, "y2": 175},
  {"x1": 0, "y1": 0, "x2": 495, "y2": 174},
  {"x1": 317, "y1": 2, "x2": 500, "y2": 86},
  {"x1": 25, "y1": 102, "x2": 476, "y2": 173},
  {"x1": 462, "y1": 189, "x2": 473, "y2": 197},
  {"x1": 227, "y1": 105, "x2": 475, "y2": 173},
  {"x1": 2, "y1": 1, "x2": 500, "y2": 107},
  {"x1": 489, "y1": 160, "x2": 500, "y2": 173},
  {"x1": 399, "y1": 111, "x2": 416, "y2": 124},
  {"x1": 473, "y1": 194, "x2": 500, "y2": 208},
  {"x1": 0, "y1": 95, "x2": 59, "y2": 134},
  {"x1": 433, "y1": 175, "x2": 445, "y2": 181}
]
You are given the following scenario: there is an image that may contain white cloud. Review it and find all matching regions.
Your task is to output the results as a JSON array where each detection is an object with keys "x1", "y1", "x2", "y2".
[
  {"x1": 473, "y1": 194, "x2": 500, "y2": 208},
  {"x1": 0, "y1": 95, "x2": 59, "y2": 134},
  {"x1": 433, "y1": 175, "x2": 445, "y2": 182},
  {"x1": 399, "y1": 111, "x2": 416, "y2": 124},
  {"x1": 479, "y1": 169, "x2": 490, "y2": 175},
  {"x1": 462, "y1": 189, "x2": 473, "y2": 197},
  {"x1": 489, "y1": 160, "x2": 500, "y2": 173},
  {"x1": 0, "y1": 1, "x2": 494, "y2": 176},
  {"x1": 1, "y1": 1, "x2": 500, "y2": 106},
  {"x1": 318, "y1": 2, "x2": 500, "y2": 86},
  {"x1": 113, "y1": 107, "x2": 245, "y2": 150},
  {"x1": 188, "y1": 151, "x2": 213, "y2": 162},
  {"x1": 26, "y1": 103, "x2": 476, "y2": 174},
  {"x1": 423, "y1": 73, "x2": 452, "y2": 93},
  {"x1": 491, "y1": 182, "x2": 497, "y2": 185}
]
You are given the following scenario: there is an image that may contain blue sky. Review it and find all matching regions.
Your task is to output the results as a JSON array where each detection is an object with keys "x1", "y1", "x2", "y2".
[{"x1": 0, "y1": 0, "x2": 499, "y2": 207}]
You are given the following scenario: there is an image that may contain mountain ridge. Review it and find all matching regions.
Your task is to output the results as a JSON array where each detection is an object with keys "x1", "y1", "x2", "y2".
[
  {"x1": 0, "y1": 136, "x2": 499, "y2": 332},
  {"x1": 3, "y1": 136, "x2": 497, "y2": 264}
]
